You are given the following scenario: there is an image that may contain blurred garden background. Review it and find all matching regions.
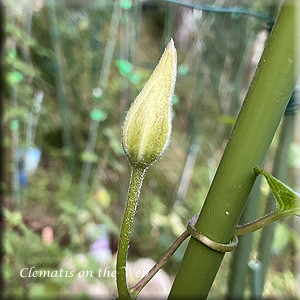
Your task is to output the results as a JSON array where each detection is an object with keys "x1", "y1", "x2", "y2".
[{"x1": 3, "y1": 0, "x2": 300, "y2": 298}]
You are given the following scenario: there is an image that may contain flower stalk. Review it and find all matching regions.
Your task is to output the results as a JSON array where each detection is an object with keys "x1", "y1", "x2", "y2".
[
  {"x1": 116, "y1": 39, "x2": 177, "y2": 299},
  {"x1": 116, "y1": 166, "x2": 147, "y2": 299}
]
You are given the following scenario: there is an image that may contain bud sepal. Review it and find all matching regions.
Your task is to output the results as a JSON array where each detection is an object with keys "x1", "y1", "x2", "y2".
[{"x1": 122, "y1": 39, "x2": 177, "y2": 168}]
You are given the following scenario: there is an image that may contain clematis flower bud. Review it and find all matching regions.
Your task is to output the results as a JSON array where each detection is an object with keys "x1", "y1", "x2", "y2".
[{"x1": 122, "y1": 39, "x2": 177, "y2": 168}]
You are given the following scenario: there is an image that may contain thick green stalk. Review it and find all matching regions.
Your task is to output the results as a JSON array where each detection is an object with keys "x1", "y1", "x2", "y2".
[
  {"x1": 169, "y1": 1, "x2": 300, "y2": 298},
  {"x1": 117, "y1": 166, "x2": 147, "y2": 299}
]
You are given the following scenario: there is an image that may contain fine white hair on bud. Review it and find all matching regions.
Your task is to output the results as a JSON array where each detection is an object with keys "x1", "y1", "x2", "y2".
[{"x1": 122, "y1": 39, "x2": 177, "y2": 168}]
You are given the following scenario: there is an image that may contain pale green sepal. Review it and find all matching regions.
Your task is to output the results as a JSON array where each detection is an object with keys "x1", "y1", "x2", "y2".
[{"x1": 122, "y1": 39, "x2": 177, "y2": 168}]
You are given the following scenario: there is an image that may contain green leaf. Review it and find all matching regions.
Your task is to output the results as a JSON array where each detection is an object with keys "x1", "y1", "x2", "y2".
[{"x1": 253, "y1": 167, "x2": 300, "y2": 215}]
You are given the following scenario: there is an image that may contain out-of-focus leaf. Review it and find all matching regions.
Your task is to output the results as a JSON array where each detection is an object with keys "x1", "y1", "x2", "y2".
[
  {"x1": 8, "y1": 71, "x2": 24, "y2": 83},
  {"x1": 8, "y1": 48, "x2": 16, "y2": 59},
  {"x1": 172, "y1": 94, "x2": 180, "y2": 105},
  {"x1": 272, "y1": 223, "x2": 290, "y2": 253},
  {"x1": 129, "y1": 72, "x2": 141, "y2": 84},
  {"x1": 103, "y1": 128, "x2": 123, "y2": 155},
  {"x1": 115, "y1": 59, "x2": 133, "y2": 76},
  {"x1": 5, "y1": 107, "x2": 28, "y2": 123},
  {"x1": 10, "y1": 120, "x2": 19, "y2": 131},
  {"x1": 95, "y1": 188, "x2": 111, "y2": 208},
  {"x1": 289, "y1": 142, "x2": 300, "y2": 168},
  {"x1": 89, "y1": 109, "x2": 107, "y2": 122},
  {"x1": 59, "y1": 201, "x2": 77, "y2": 215},
  {"x1": 80, "y1": 151, "x2": 98, "y2": 163},
  {"x1": 178, "y1": 64, "x2": 189, "y2": 76},
  {"x1": 121, "y1": 0, "x2": 133, "y2": 10}
]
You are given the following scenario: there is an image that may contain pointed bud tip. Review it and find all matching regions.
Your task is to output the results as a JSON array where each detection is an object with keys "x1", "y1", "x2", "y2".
[
  {"x1": 166, "y1": 38, "x2": 176, "y2": 55},
  {"x1": 168, "y1": 38, "x2": 175, "y2": 47}
]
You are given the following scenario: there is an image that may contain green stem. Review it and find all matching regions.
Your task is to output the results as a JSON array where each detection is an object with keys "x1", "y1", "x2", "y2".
[
  {"x1": 169, "y1": 0, "x2": 300, "y2": 298},
  {"x1": 117, "y1": 166, "x2": 147, "y2": 299}
]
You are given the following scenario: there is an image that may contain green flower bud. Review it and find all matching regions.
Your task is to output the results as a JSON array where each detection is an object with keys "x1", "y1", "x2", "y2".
[{"x1": 122, "y1": 39, "x2": 177, "y2": 168}]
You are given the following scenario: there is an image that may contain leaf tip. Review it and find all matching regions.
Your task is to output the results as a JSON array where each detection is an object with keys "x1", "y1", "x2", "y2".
[{"x1": 253, "y1": 166, "x2": 262, "y2": 176}]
